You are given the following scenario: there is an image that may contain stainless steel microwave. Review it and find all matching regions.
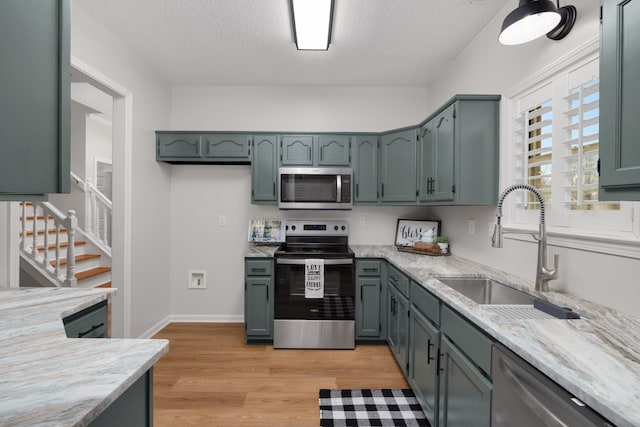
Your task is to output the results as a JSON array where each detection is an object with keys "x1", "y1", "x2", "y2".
[{"x1": 278, "y1": 167, "x2": 352, "y2": 210}]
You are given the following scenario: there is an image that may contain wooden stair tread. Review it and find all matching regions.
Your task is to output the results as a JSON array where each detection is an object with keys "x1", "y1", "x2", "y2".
[
  {"x1": 50, "y1": 254, "x2": 101, "y2": 267},
  {"x1": 23, "y1": 228, "x2": 67, "y2": 237},
  {"x1": 96, "y1": 282, "x2": 112, "y2": 288},
  {"x1": 76, "y1": 267, "x2": 111, "y2": 281},
  {"x1": 20, "y1": 215, "x2": 53, "y2": 221},
  {"x1": 37, "y1": 241, "x2": 86, "y2": 251}
]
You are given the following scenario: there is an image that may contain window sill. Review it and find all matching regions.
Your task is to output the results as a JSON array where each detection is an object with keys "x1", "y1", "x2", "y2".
[{"x1": 503, "y1": 225, "x2": 640, "y2": 260}]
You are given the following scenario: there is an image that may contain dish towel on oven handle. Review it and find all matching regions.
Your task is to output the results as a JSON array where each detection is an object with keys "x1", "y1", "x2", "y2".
[{"x1": 305, "y1": 259, "x2": 324, "y2": 299}]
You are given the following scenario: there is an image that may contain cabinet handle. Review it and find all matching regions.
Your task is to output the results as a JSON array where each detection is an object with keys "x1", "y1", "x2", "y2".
[
  {"x1": 273, "y1": 182, "x2": 276, "y2": 196},
  {"x1": 360, "y1": 286, "x2": 363, "y2": 301},
  {"x1": 363, "y1": 268, "x2": 377, "y2": 272},
  {"x1": 427, "y1": 339, "x2": 435, "y2": 364},
  {"x1": 252, "y1": 268, "x2": 266, "y2": 273},
  {"x1": 308, "y1": 146, "x2": 311, "y2": 160},
  {"x1": 438, "y1": 351, "x2": 444, "y2": 373},
  {"x1": 356, "y1": 183, "x2": 359, "y2": 198},
  {"x1": 381, "y1": 183, "x2": 385, "y2": 197},
  {"x1": 78, "y1": 322, "x2": 105, "y2": 338},
  {"x1": 267, "y1": 287, "x2": 269, "y2": 301},
  {"x1": 321, "y1": 146, "x2": 324, "y2": 161}
]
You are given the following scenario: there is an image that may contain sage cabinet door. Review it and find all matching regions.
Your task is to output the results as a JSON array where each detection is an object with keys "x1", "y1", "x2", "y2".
[
  {"x1": 438, "y1": 336, "x2": 492, "y2": 427},
  {"x1": 599, "y1": 0, "x2": 640, "y2": 200},
  {"x1": 419, "y1": 105, "x2": 455, "y2": 203},
  {"x1": 251, "y1": 134, "x2": 278, "y2": 204},
  {"x1": 318, "y1": 135, "x2": 351, "y2": 166},
  {"x1": 388, "y1": 284, "x2": 410, "y2": 375},
  {"x1": 157, "y1": 133, "x2": 201, "y2": 160},
  {"x1": 353, "y1": 136, "x2": 379, "y2": 203},
  {"x1": 409, "y1": 308, "x2": 440, "y2": 424},
  {"x1": 202, "y1": 133, "x2": 251, "y2": 161},
  {"x1": 280, "y1": 135, "x2": 315, "y2": 166},
  {"x1": 380, "y1": 129, "x2": 418, "y2": 203},
  {"x1": 0, "y1": 0, "x2": 70, "y2": 200},
  {"x1": 244, "y1": 259, "x2": 274, "y2": 341},
  {"x1": 356, "y1": 259, "x2": 384, "y2": 339}
]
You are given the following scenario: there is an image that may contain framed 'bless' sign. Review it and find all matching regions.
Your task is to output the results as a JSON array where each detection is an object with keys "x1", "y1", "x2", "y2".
[{"x1": 394, "y1": 219, "x2": 440, "y2": 247}]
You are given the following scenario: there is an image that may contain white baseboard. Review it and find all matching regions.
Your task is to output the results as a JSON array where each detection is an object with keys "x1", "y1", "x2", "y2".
[{"x1": 136, "y1": 314, "x2": 244, "y2": 338}]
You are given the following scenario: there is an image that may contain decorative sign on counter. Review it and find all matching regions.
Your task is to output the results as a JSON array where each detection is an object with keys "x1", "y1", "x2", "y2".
[
  {"x1": 248, "y1": 219, "x2": 285, "y2": 243},
  {"x1": 394, "y1": 219, "x2": 441, "y2": 247}
]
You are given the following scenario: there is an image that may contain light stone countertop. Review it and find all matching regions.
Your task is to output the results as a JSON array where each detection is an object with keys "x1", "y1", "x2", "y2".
[
  {"x1": 351, "y1": 245, "x2": 640, "y2": 427},
  {"x1": 0, "y1": 287, "x2": 169, "y2": 427}
]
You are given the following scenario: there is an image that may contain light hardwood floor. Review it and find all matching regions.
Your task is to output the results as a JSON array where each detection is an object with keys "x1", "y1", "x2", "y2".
[{"x1": 152, "y1": 323, "x2": 409, "y2": 427}]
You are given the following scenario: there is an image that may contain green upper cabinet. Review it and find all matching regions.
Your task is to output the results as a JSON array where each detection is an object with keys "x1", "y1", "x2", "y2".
[
  {"x1": 157, "y1": 133, "x2": 201, "y2": 159},
  {"x1": 599, "y1": 0, "x2": 640, "y2": 200},
  {"x1": 419, "y1": 104, "x2": 455, "y2": 203},
  {"x1": 280, "y1": 135, "x2": 315, "y2": 166},
  {"x1": 202, "y1": 133, "x2": 251, "y2": 161},
  {"x1": 0, "y1": 0, "x2": 70, "y2": 200},
  {"x1": 380, "y1": 129, "x2": 418, "y2": 203},
  {"x1": 419, "y1": 96, "x2": 500, "y2": 206},
  {"x1": 156, "y1": 132, "x2": 251, "y2": 163},
  {"x1": 251, "y1": 134, "x2": 278, "y2": 204},
  {"x1": 318, "y1": 135, "x2": 351, "y2": 166},
  {"x1": 352, "y1": 135, "x2": 379, "y2": 204},
  {"x1": 280, "y1": 134, "x2": 351, "y2": 166}
]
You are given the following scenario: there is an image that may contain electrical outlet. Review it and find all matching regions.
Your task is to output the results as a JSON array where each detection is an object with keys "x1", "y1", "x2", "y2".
[
  {"x1": 188, "y1": 270, "x2": 206, "y2": 289},
  {"x1": 468, "y1": 219, "x2": 476, "y2": 235},
  {"x1": 218, "y1": 214, "x2": 226, "y2": 227}
]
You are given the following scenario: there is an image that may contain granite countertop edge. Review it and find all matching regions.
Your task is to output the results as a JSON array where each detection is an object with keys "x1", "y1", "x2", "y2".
[
  {"x1": 245, "y1": 244, "x2": 640, "y2": 427},
  {"x1": 0, "y1": 288, "x2": 169, "y2": 427}
]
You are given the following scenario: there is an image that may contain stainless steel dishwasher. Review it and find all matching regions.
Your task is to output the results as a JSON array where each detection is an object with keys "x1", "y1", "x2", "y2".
[{"x1": 492, "y1": 343, "x2": 614, "y2": 427}]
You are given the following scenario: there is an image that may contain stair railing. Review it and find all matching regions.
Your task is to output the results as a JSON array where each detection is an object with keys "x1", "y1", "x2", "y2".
[
  {"x1": 20, "y1": 202, "x2": 77, "y2": 287},
  {"x1": 71, "y1": 172, "x2": 112, "y2": 253}
]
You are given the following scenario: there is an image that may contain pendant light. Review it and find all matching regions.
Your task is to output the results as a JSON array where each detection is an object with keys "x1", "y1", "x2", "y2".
[{"x1": 499, "y1": 0, "x2": 576, "y2": 45}]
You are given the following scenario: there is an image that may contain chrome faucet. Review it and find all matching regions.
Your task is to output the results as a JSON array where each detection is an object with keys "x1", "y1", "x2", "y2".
[{"x1": 491, "y1": 184, "x2": 558, "y2": 292}]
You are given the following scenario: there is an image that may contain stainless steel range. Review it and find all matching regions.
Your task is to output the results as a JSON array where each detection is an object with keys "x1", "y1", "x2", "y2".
[{"x1": 273, "y1": 220, "x2": 355, "y2": 349}]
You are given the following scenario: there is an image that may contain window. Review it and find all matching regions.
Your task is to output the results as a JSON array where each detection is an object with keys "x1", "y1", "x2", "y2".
[{"x1": 504, "y1": 41, "x2": 639, "y2": 254}]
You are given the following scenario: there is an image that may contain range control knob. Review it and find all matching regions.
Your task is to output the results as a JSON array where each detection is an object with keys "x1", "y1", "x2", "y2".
[
  {"x1": 285, "y1": 225, "x2": 289, "y2": 230},
  {"x1": 334, "y1": 225, "x2": 339, "y2": 231},
  {"x1": 291, "y1": 225, "x2": 296, "y2": 231},
  {"x1": 341, "y1": 225, "x2": 346, "y2": 231}
]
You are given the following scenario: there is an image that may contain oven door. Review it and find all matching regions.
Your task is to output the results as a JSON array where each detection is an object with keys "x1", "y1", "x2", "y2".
[{"x1": 274, "y1": 257, "x2": 355, "y2": 321}]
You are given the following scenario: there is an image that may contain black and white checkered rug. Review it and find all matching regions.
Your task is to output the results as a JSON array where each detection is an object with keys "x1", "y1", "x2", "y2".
[{"x1": 319, "y1": 389, "x2": 430, "y2": 427}]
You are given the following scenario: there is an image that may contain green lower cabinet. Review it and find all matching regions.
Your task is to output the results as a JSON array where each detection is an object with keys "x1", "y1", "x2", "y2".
[
  {"x1": 63, "y1": 299, "x2": 108, "y2": 338},
  {"x1": 388, "y1": 284, "x2": 410, "y2": 375},
  {"x1": 437, "y1": 336, "x2": 492, "y2": 427},
  {"x1": 409, "y1": 308, "x2": 440, "y2": 424},
  {"x1": 356, "y1": 277, "x2": 382, "y2": 338},
  {"x1": 89, "y1": 369, "x2": 153, "y2": 427},
  {"x1": 244, "y1": 259, "x2": 274, "y2": 342}
]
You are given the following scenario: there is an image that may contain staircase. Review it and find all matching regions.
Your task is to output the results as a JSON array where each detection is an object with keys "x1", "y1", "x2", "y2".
[{"x1": 19, "y1": 202, "x2": 111, "y2": 288}]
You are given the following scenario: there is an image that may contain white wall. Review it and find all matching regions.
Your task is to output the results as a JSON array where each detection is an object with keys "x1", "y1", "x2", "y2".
[
  {"x1": 168, "y1": 86, "x2": 430, "y2": 318},
  {"x1": 424, "y1": 0, "x2": 640, "y2": 318},
  {"x1": 71, "y1": 5, "x2": 172, "y2": 337},
  {"x1": 85, "y1": 115, "x2": 113, "y2": 184}
]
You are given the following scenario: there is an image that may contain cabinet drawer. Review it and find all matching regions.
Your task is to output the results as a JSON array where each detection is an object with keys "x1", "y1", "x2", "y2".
[
  {"x1": 411, "y1": 281, "x2": 439, "y2": 326},
  {"x1": 356, "y1": 259, "x2": 381, "y2": 276},
  {"x1": 387, "y1": 264, "x2": 410, "y2": 297},
  {"x1": 245, "y1": 259, "x2": 273, "y2": 276},
  {"x1": 63, "y1": 300, "x2": 108, "y2": 339},
  {"x1": 441, "y1": 305, "x2": 492, "y2": 375}
]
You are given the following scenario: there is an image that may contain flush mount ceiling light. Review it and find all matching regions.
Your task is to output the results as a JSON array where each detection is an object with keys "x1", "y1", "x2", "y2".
[
  {"x1": 290, "y1": 0, "x2": 334, "y2": 51},
  {"x1": 499, "y1": 0, "x2": 576, "y2": 45}
]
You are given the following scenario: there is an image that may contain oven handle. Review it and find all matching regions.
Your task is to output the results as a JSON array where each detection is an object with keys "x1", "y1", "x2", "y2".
[{"x1": 276, "y1": 258, "x2": 354, "y2": 265}]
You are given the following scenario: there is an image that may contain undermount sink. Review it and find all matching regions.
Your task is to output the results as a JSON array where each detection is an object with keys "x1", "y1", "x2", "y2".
[{"x1": 437, "y1": 277, "x2": 534, "y2": 305}]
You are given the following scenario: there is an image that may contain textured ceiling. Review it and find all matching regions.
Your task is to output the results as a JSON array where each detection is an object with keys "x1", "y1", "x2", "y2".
[{"x1": 73, "y1": 0, "x2": 509, "y2": 87}]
